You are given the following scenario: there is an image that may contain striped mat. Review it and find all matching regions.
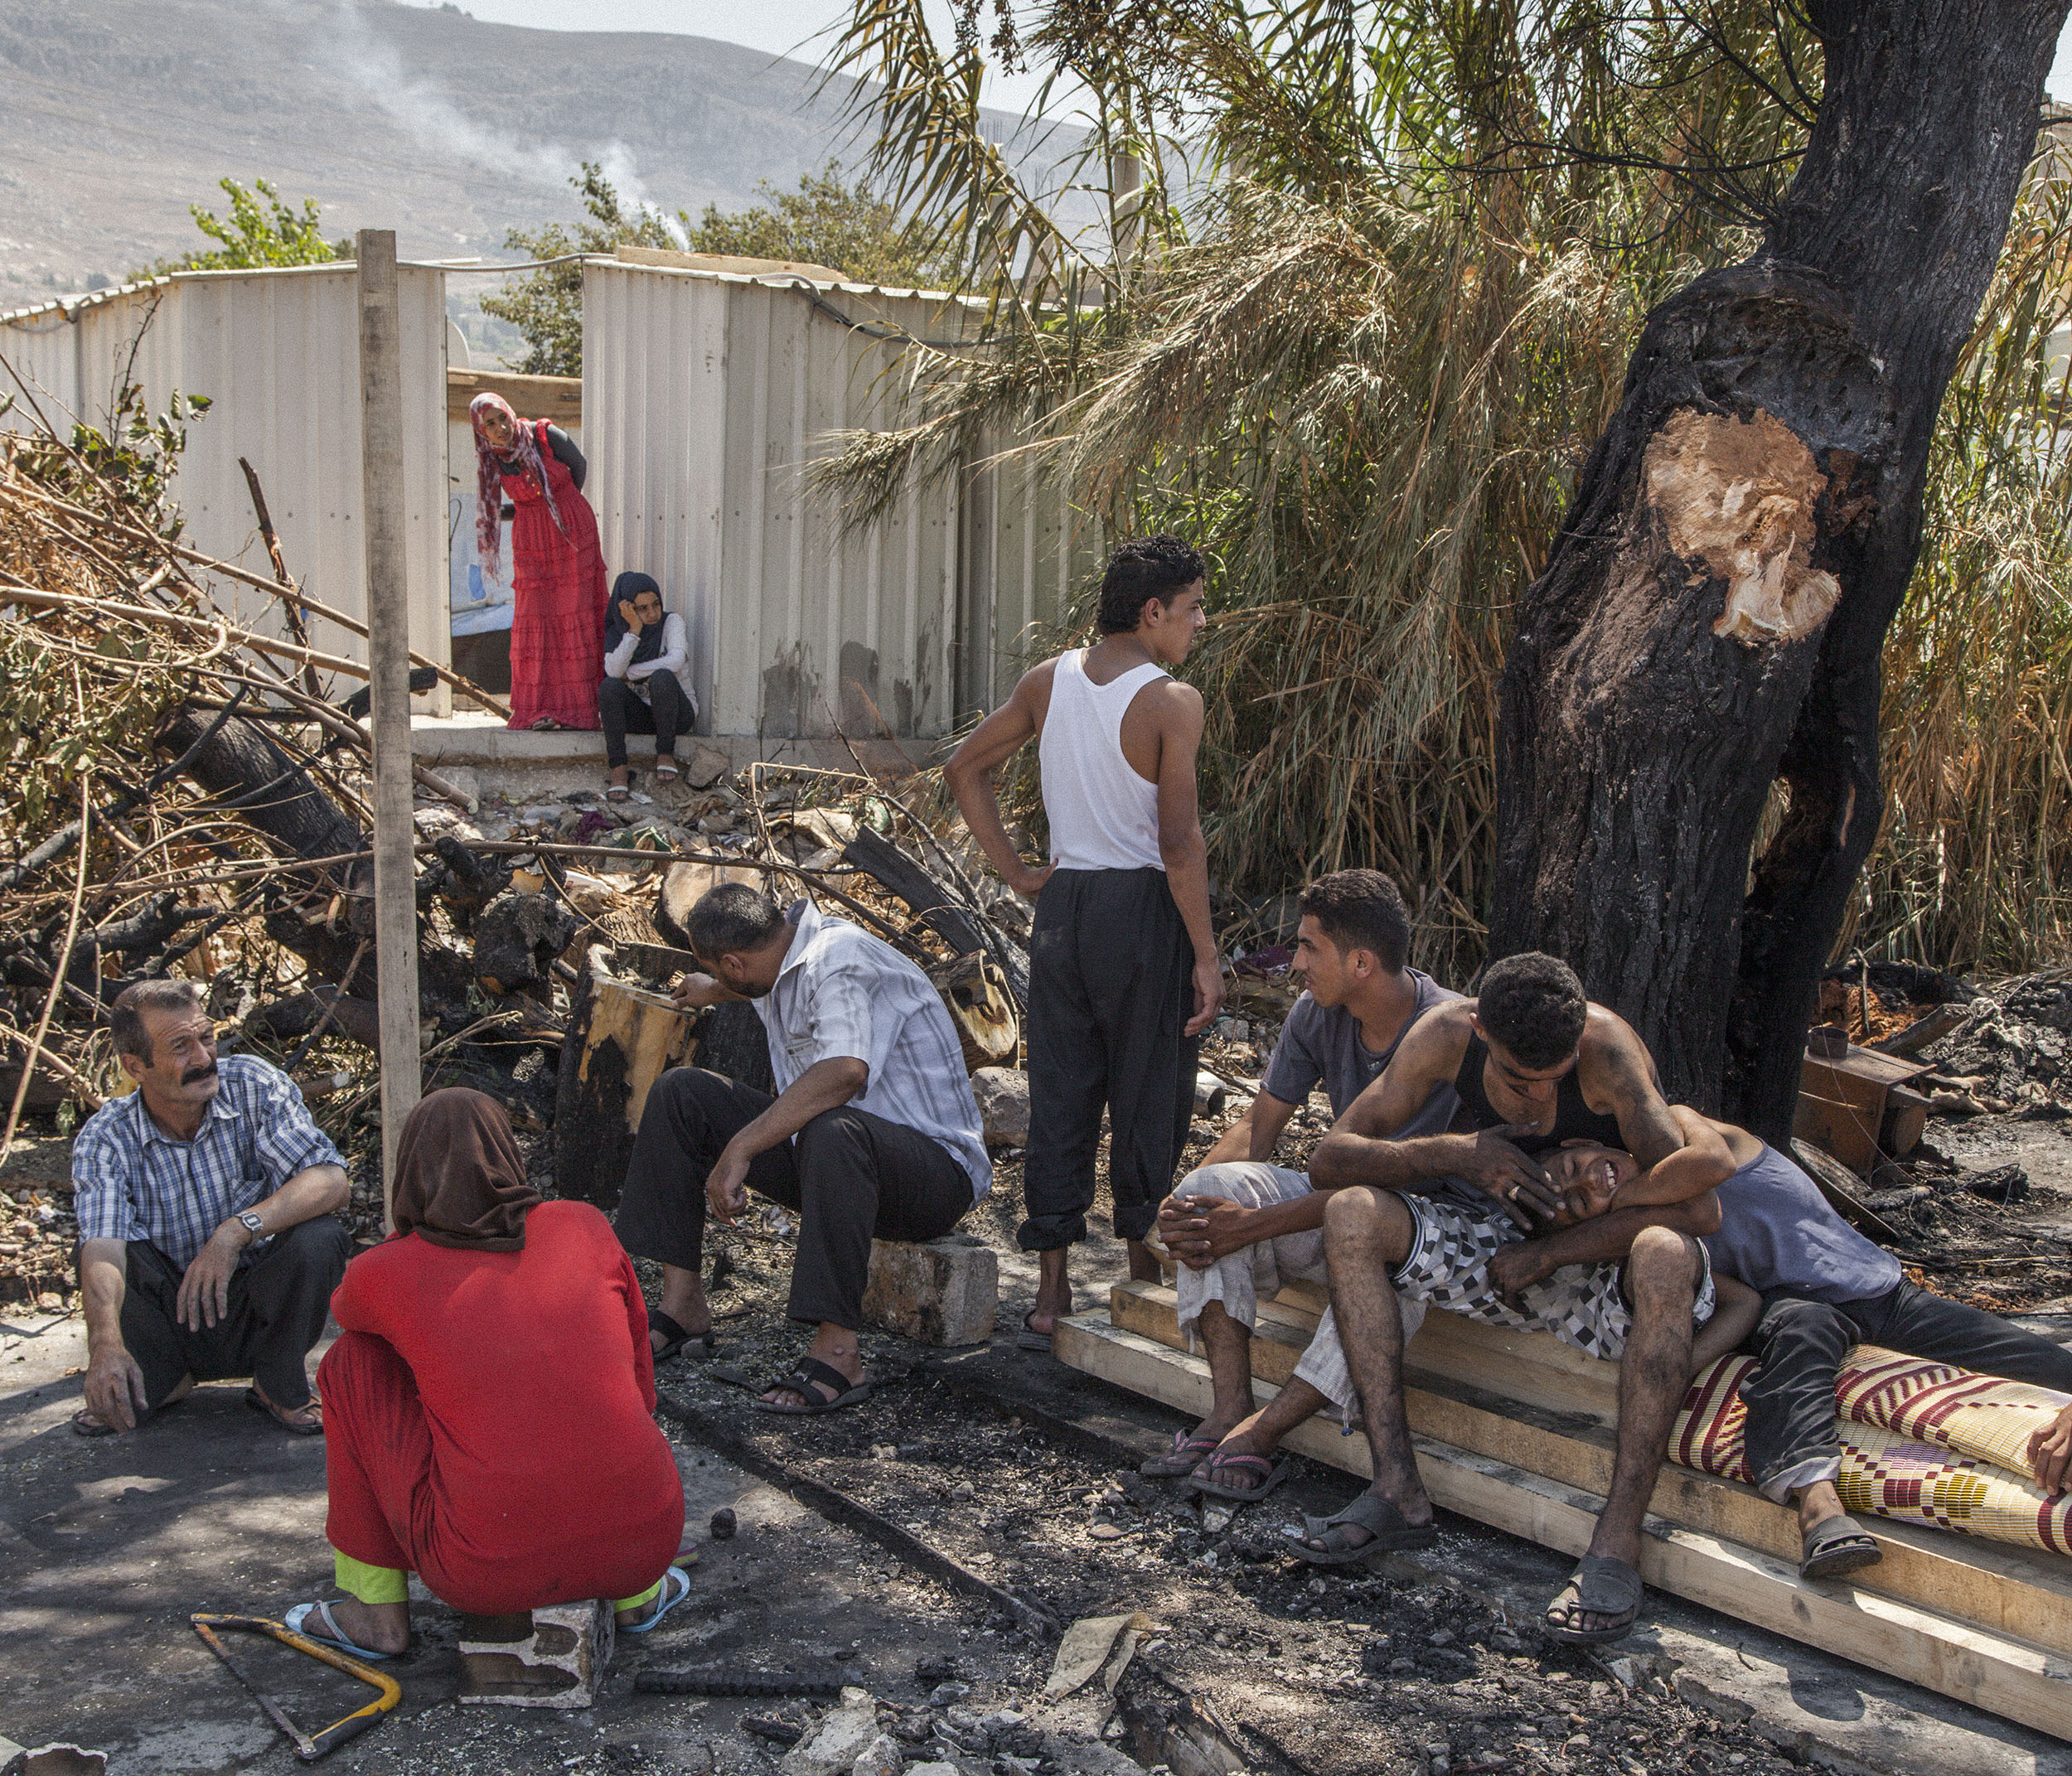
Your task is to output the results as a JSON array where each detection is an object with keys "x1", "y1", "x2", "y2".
[{"x1": 1670, "y1": 1347, "x2": 2072, "y2": 1555}]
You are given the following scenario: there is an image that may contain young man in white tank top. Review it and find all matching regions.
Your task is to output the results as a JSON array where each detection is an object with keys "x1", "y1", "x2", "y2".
[{"x1": 947, "y1": 537, "x2": 1227, "y2": 1346}]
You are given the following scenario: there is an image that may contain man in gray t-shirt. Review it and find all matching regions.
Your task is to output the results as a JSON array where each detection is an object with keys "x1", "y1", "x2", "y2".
[{"x1": 1143, "y1": 871, "x2": 1460, "y2": 1493}]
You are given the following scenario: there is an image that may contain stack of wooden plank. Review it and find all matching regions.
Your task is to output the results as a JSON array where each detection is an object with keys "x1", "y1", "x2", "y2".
[{"x1": 1055, "y1": 1280, "x2": 2072, "y2": 1738}]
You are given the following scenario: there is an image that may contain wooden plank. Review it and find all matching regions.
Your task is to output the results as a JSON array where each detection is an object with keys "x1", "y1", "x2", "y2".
[
  {"x1": 1103, "y1": 1283, "x2": 2072, "y2": 1656},
  {"x1": 1870, "y1": 1002, "x2": 1969, "y2": 1057},
  {"x1": 447, "y1": 367, "x2": 583, "y2": 428},
  {"x1": 1055, "y1": 1314, "x2": 2072, "y2": 1742}
]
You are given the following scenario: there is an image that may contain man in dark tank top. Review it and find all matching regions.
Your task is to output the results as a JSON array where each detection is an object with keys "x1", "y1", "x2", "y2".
[{"x1": 1290, "y1": 953, "x2": 1731, "y2": 1643}]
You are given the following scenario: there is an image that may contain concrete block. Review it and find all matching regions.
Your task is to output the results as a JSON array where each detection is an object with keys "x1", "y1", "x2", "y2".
[
  {"x1": 777, "y1": 1706, "x2": 878, "y2": 1776},
  {"x1": 972, "y1": 1066, "x2": 1029, "y2": 1147},
  {"x1": 456, "y1": 1599, "x2": 612, "y2": 1707},
  {"x1": 680, "y1": 742, "x2": 732, "y2": 789},
  {"x1": 862, "y1": 1234, "x2": 997, "y2": 1347}
]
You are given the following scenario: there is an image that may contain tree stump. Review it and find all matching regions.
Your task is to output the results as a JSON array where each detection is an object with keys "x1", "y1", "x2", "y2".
[{"x1": 553, "y1": 946, "x2": 696, "y2": 1206}]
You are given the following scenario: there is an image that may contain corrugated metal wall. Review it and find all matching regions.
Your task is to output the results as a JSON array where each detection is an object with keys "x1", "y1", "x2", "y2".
[
  {"x1": 583, "y1": 256, "x2": 1087, "y2": 741},
  {"x1": 0, "y1": 265, "x2": 451, "y2": 702}
]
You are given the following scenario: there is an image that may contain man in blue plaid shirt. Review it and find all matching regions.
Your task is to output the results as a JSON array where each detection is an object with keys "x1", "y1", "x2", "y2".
[{"x1": 70, "y1": 979, "x2": 351, "y2": 1436}]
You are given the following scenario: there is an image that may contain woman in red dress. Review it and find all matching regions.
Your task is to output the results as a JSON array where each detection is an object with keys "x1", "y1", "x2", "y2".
[
  {"x1": 471, "y1": 392, "x2": 608, "y2": 731},
  {"x1": 285, "y1": 1089, "x2": 688, "y2": 1658}
]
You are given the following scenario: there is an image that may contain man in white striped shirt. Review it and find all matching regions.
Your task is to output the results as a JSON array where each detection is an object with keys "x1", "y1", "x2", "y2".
[{"x1": 614, "y1": 884, "x2": 989, "y2": 1413}]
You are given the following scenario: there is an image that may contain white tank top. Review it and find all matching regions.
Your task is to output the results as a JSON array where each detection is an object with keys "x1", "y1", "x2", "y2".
[{"x1": 1038, "y1": 647, "x2": 1168, "y2": 871}]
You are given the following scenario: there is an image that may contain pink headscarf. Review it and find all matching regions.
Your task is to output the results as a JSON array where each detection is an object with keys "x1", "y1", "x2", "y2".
[{"x1": 470, "y1": 392, "x2": 565, "y2": 581}]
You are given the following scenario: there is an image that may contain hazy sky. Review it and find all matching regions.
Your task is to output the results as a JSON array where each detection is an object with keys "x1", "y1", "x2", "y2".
[{"x1": 436, "y1": 0, "x2": 2072, "y2": 120}]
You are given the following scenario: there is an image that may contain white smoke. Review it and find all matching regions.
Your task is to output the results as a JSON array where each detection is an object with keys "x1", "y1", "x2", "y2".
[{"x1": 307, "y1": 0, "x2": 685, "y2": 239}]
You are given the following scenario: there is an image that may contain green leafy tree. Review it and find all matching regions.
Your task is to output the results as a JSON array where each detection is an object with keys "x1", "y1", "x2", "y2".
[
  {"x1": 687, "y1": 162, "x2": 958, "y2": 288},
  {"x1": 482, "y1": 163, "x2": 680, "y2": 377},
  {"x1": 483, "y1": 161, "x2": 953, "y2": 376},
  {"x1": 133, "y1": 179, "x2": 351, "y2": 279}
]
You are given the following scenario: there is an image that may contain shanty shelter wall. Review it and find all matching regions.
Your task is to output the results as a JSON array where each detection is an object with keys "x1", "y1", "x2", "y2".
[
  {"x1": 0, "y1": 264, "x2": 451, "y2": 705},
  {"x1": 582, "y1": 257, "x2": 1090, "y2": 742}
]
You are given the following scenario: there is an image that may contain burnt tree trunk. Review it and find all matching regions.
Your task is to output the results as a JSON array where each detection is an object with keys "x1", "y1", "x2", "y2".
[{"x1": 1489, "y1": 0, "x2": 2066, "y2": 1139}]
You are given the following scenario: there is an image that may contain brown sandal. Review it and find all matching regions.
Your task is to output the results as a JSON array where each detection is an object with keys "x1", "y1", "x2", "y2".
[{"x1": 245, "y1": 1386, "x2": 324, "y2": 1435}]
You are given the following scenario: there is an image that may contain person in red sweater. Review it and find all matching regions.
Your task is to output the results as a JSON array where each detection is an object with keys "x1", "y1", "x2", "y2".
[{"x1": 286, "y1": 1089, "x2": 688, "y2": 1658}]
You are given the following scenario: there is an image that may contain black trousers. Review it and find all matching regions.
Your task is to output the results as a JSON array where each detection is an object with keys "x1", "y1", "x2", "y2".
[
  {"x1": 598, "y1": 671, "x2": 690, "y2": 768},
  {"x1": 119, "y1": 1215, "x2": 351, "y2": 1415},
  {"x1": 1743, "y1": 1279, "x2": 2072, "y2": 1490},
  {"x1": 613, "y1": 1067, "x2": 975, "y2": 1328},
  {"x1": 1021, "y1": 866, "x2": 1198, "y2": 1251}
]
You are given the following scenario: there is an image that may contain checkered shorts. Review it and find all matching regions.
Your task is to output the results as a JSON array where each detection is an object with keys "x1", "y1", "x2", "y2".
[{"x1": 1391, "y1": 1194, "x2": 1715, "y2": 1362}]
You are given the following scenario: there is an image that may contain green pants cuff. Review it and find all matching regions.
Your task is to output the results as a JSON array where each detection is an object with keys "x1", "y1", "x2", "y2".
[{"x1": 333, "y1": 1551, "x2": 409, "y2": 1606}]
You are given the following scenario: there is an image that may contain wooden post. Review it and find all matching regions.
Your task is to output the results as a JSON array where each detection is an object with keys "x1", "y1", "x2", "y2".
[{"x1": 357, "y1": 228, "x2": 421, "y2": 1224}]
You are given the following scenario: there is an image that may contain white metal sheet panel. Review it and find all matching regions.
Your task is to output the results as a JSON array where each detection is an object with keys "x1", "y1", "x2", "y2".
[
  {"x1": 2, "y1": 266, "x2": 451, "y2": 705},
  {"x1": 583, "y1": 259, "x2": 980, "y2": 740}
]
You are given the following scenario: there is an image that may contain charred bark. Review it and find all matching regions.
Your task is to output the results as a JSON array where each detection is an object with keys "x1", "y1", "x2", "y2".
[{"x1": 1489, "y1": 0, "x2": 2066, "y2": 1137}]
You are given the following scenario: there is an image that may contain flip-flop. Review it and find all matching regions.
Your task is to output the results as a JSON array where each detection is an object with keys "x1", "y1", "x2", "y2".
[
  {"x1": 753, "y1": 1357, "x2": 874, "y2": 1415},
  {"x1": 70, "y1": 1406, "x2": 117, "y2": 1438},
  {"x1": 649, "y1": 1308, "x2": 717, "y2": 1362},
  {"x1": 1544, "y1": 1555, "x2": 1644, "y2": 1645},
  {"x1": 245, "y1": 1386, "x2": 324, "y2": 1435},
  {"x1": 1017, "y1": 1309, "x2": 1062, "y2": 1352},
  {"x1": 284, "y1": 1599, "x2": 395, "y2": 1662},
  {"x1": 1140, "y1": 1430, "x2": 1220, "y2": 1478},
  {"x1": 653, "y1": 762, "x2": 681, "y2": 784},
  {"x1": 1185, "y1": 1450, "x2": 1291, "y2": 1503},
  {"x1": 1291, "y1": 1491, "x2": 1436, "y2": 1565},
  {"x1": 617, "y1": 1563, "x2": 694, "y2": 1634},
  {"x1": 1800, "y1": 1513, "x2": 1882, "y2": 1580},
  {"x1": 607, "y1": 783, "x2": 631, "y2": 804}
]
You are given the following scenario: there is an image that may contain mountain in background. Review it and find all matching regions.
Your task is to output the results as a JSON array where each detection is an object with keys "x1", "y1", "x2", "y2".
[{"x1": 0, "y1": 0, "x2": 1037, "y2": 317}]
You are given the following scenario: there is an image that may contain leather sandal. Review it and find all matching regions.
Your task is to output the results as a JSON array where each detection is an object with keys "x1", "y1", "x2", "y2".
[
  {"x1": 649, "y1": 1308, "x2": 717, "y2": 1362},
  {"x1": 1140, "y1": 1430, "x2": 1219, "y2": 1478},
  {"x1": 1186, "y1": 1449, "x2": 1290, "y2": 1503},
  {"x1": 1800, "y1": 1513, "x2": 1882, "y2": 1580},
  {"x1": 1293, "y1": 1491, "x2": 1436, "y2": 1564},
  {"x1": 753, "y1": 1356, "x2": 873, "y2": 1415},
  {"x1": 1544, "y1": 1555, "x2": 1644, "y2": 1644}
]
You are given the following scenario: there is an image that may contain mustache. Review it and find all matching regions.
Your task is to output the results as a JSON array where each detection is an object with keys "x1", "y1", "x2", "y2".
[{"x1": 181, "y1": 1062, "x2": 219, "y2": 1085}]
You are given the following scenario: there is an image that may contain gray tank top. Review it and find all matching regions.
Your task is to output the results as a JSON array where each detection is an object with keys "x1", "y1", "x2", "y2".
[{"x1": 1702, "y1": 1142, "x2": 1902, "y2": 1304}]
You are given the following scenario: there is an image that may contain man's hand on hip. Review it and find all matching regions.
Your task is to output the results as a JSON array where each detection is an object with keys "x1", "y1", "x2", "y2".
[
  {"x1": 705, "y1": 1144, "x2": 752, "y2": 1225},
  {"x1": 176, "y1": 1222, "x2": 249, "y2": 1333},
  {"x1": 82, "y1": 1342, "x2": 148, "y2": 1433}
]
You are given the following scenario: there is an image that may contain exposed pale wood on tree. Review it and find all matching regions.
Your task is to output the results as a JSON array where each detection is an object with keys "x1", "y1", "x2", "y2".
[{"x1": 1489, "y1": 0, "x2": 2072, "y2": 1136}]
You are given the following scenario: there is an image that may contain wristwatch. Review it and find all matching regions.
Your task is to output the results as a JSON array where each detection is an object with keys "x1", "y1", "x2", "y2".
[{"x1": 236, "y1": 1210, "x2": 266, "y2": 1241}]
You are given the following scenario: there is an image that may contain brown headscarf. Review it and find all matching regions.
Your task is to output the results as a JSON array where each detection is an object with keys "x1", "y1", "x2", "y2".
[{"x1": 390, "y1": 1088, "x2": 542, "y2": 1251}]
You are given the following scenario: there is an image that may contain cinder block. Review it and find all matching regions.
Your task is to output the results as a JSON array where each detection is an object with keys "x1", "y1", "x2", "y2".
[
  {"x1": 456, "y1": 1599, "x2": 613, "y2": 1707},
  {"x1": 861, "y1": 1234, "x2": 998, "y2": 1347}
]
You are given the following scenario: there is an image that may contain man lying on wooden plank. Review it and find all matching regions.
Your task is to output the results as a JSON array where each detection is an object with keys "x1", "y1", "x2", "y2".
[
  {"x1": 1164, "y1": 953, "x2": 1736, "y2": 1642},
  {"x1": 1523, "y1": 1119, "x2": 2072, "y2": 1585},
  {"x1": 1142, "y1": 869, "x2": 1463, "y2": 1483}
]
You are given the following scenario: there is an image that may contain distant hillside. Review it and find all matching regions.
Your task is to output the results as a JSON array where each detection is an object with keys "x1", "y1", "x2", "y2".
[{"x1": 0, "y1": 0, "x2": 1031, "y2": 315}]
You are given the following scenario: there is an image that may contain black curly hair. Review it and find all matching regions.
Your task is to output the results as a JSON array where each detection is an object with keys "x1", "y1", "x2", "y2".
[
  {"x1": 1096, "y1": 535, "x2": 1207, "y2": 633},
  {"x1": 1298, "y1": 870, "x2": 1411, "y2": 972},
  {"x1": 1477, "y1": 951, "x2": 1589, "y2": 1069}
]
